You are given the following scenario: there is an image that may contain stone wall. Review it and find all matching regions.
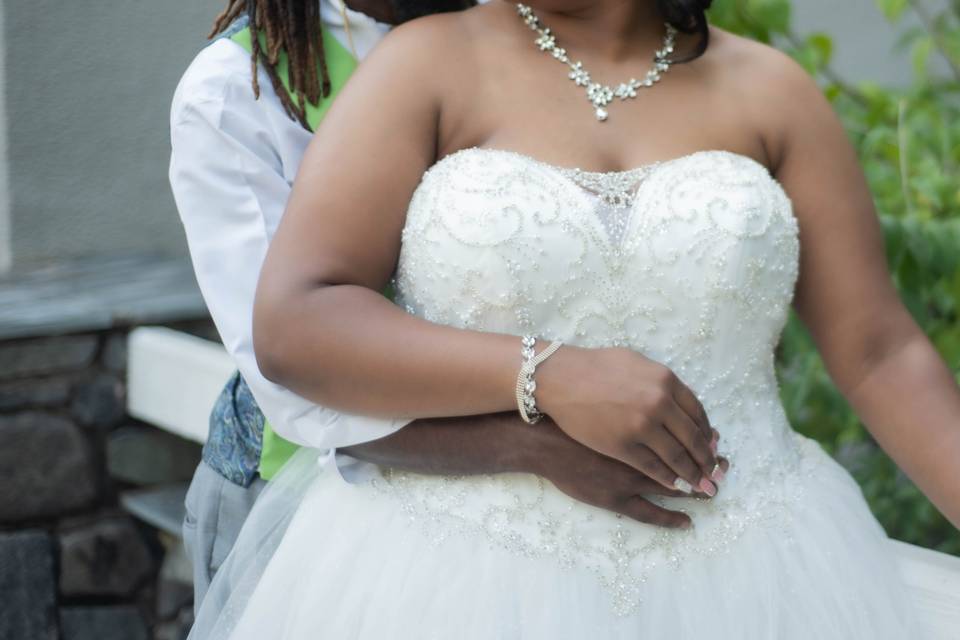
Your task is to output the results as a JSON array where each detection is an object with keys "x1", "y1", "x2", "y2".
[{"x1": 0, "y1": 322, "x2": 213, "y2": 640}]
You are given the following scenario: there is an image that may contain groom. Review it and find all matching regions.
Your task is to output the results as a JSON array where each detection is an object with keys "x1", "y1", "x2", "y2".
[{"x1": 170, "y1": 0, "x2": 716, "y2": 610}]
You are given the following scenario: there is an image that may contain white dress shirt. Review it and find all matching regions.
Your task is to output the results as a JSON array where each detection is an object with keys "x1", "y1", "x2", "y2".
[{"x1": 169, "y1": 0, "x2": 411, "y2": 451}]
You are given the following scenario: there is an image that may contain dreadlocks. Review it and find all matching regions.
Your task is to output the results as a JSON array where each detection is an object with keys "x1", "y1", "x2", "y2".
[{"x1": 210, "y1": 0, "x2": 328, "y2": 130}]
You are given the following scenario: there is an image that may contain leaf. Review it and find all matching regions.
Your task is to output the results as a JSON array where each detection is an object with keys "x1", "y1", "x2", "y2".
[
  {"x1": 875, "y1": 0, "x2": 909, "y2": 21},
  {"x1": 912, "y1": 36, "x2": 933, "y2": 80},
  {"x1": 807, "y1": 32, "x2": 834, "y2": 67},
  {"x1": 743, "y1": 0, "x2": 792, "y2": 35},
  {"x1": 789, "y1": 44, "x2": 819, "y2": 74}
]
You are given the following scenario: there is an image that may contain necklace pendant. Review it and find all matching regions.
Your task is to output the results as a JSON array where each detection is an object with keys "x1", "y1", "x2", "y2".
[{"x1": 517, "y1": 3, "x2": 676, "y2": 124}]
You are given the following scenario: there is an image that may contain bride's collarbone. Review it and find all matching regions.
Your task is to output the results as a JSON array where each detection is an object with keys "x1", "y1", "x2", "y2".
[
  {"x1": 437, "y1": 121, "x2": 767, "y2": 176},
  {"x1": 436, "y1": 11, "x2": 772, "y2": 173},
  {"x1": 438, "y1": 75, "x2": 767, "y2": 173}
]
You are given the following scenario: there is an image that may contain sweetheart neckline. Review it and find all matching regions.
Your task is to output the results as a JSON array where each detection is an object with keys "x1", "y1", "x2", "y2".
[
  {"x1": 433, "y1": 146, "x2": 777, "y2": 182},
  {"x1": 420, "y1": 147, "x2": 796, "y2": 239}
]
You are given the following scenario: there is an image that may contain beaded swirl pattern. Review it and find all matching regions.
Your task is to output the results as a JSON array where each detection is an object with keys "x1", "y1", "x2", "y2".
[{"x1": 377, "y1": 147, "x2": 827, "y2": 615}]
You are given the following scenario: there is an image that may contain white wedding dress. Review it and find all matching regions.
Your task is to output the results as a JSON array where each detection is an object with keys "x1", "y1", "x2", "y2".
[{"x1": 191, "y1": 148, "x2": 928, "y2": 638}]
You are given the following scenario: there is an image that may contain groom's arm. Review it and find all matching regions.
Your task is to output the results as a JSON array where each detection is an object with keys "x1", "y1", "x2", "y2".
[
  {"x1": 171, "y1": 49, "x2": 411, "y2": 451},
  {"x1": 344, "y1": 413, "x2": 711, "y2": 529}
]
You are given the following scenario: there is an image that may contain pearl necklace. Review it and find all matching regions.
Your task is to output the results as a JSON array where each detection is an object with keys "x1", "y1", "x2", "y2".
[{"x1": 516, "y1": 3, "x2": 677, "y2": 122}]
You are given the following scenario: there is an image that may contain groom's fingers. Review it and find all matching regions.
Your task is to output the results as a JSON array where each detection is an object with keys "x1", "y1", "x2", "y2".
[{"x1": 612, "y1": 495, "x2": 692, "y2": 529}]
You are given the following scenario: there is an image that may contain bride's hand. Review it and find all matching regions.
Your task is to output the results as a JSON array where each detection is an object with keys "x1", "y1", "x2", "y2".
[
  {"x1": 529, "y1": 420, "x2": 730, "y2": 529},
  {"x1": 537, "y1": 345, "x2": 724, "y2": 495}
]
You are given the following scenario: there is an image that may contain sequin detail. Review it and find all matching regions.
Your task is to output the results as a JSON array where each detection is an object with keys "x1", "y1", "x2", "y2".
[{"x1": 372, "y1": 148, "x2": 822, "y2": 615}]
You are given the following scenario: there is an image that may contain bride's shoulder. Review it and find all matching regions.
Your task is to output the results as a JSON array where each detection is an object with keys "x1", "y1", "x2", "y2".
[
  {"x1": 377, "y1": 2, "x2": 520, "y2": 64},
  {"x1": 374, "y1": 4, "x2": 493, "y2": 57},
  {"x1": 704, "y1": 27, "x2": 823, "y2": 105},
  {"x1": 703, "y1": 26, "x2": 836, "y2": 159},
  {"x1": 362, "y1": 4, "x2": 491, "y2": 85}
]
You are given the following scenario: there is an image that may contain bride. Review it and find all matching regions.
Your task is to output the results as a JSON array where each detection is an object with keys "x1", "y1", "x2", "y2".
[{"x1": 190, "y1": 0, "x2": 960, "y2": 637}]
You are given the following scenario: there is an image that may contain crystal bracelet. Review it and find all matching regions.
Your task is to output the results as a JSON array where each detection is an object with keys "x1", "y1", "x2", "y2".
[{"x1": 516, "y1": 335, "x2": 563, "y2": 424}]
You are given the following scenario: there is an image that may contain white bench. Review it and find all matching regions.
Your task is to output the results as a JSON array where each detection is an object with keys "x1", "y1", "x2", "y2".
[
  {"x1": 122, "y1": 327, "x2": 238, "y2": 584},
  {"x1": 121, "y1": 326, "x2": 235, "y2": 538},
  {"x1": 127, "y1": 326, "x2": 236, "y2": 445},
  {"x1": 124, "y1": 326, "x2": 960, "y2": 636}
]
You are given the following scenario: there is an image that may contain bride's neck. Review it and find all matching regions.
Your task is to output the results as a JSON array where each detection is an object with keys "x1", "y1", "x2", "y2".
[{"x1": 527, "y1": 0, "x2": 666, "y2": 62}]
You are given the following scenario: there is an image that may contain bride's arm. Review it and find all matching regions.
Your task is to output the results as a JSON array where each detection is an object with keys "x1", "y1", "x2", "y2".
[
  {"x1": 759, "y1": 53, "x2": 960, "y2": 527},
  {"x1": 252, "y1": 16, "x2": 721, "y2": 491},
  {"x1": 253, "y1": 17, "x2": 519, "y2": 419}
]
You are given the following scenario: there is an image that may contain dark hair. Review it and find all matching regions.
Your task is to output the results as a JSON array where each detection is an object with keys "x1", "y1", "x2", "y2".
[
  {"x1": 393, "y1": 0, "x2": 473, "y2": 25},
  {"x1": 210, "y1": 0, "x2": 472, "y2": 131},
  {"x1": 656, "y1": 0, "x2": 712, "y2": 61},
  {"x1": 210, "y1": 1, "x2": 326, "y2": 130}
]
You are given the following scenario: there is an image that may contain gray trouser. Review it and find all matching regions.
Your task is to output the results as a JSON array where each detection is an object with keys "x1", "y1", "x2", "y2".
[{"x1": 182, "y1": 460, "x2": 267, "y2": 612}]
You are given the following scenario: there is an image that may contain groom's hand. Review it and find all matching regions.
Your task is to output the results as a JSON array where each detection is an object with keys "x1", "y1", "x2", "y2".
[
  {"x1": 342, "y1": 412, "x2": 726, "y2": 529},
  {"x1": 521, "y1": 416, "x2": 728, "y2": 529}
]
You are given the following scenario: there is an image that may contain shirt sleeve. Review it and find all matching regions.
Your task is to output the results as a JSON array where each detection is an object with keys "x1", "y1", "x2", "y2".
[{"x1": 168, "y1": 48, "x2": 411, "y2": 450}]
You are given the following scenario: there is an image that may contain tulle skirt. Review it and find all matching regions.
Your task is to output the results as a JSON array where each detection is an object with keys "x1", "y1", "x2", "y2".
[{"x1": 190, "y1": 441, "x2": 931, "y2": 639}]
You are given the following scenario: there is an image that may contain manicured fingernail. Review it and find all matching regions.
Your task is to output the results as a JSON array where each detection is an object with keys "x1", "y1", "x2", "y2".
[
  {"x1": 673, "y1": 478, "x2": 693, "y2": 494},
  {"x1": 699, "y1": 478, "x2": 717, "y2": 497},
  {"x1": 711, "y1": 463, "x2": 725, "y2": 483}
]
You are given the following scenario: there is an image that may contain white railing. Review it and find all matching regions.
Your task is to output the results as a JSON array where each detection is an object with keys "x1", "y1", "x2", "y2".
[{"x1": 127, "y1": 326, "x2": 233, "y2": 444}]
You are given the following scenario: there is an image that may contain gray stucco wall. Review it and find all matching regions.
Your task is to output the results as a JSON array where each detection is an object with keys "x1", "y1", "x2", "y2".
[
  {"x1": 5, "y1": 0, "x2": 221, "y2": 271},
  {"x1": 0, "y1": 1, "x2": 10, "y2": 273},
  {"x1": 792, "y1": 0, "x2": 951, "y2": 86}
]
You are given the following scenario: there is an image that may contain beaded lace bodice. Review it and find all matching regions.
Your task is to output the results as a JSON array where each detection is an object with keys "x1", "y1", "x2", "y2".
[{"x1": 380, "y1": 147, "x2": 826, "y2": 614}]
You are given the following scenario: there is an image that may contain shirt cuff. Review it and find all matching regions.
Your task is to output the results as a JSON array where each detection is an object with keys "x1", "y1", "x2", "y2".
[{"x1": 282, "y1": 406, "x2": 414, "y2": 451}]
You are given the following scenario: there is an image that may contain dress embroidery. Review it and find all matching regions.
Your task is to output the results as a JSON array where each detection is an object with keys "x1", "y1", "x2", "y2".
[{"x1": 367, "y1": 148, "x2": 824, "y2": 615}]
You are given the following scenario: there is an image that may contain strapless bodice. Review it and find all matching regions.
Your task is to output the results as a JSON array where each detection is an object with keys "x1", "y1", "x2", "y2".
[
  {"x1": 378, "y1": 147, "x2": 827, "y2": 615},
  {"x1": 397, "y1": 147, "x2": 800, "y2": 453}
]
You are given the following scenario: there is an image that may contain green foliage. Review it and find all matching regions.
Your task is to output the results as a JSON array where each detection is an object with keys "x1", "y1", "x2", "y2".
[{"x1": 709, "y1": 0, "x2": 960, "y2": 555}]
